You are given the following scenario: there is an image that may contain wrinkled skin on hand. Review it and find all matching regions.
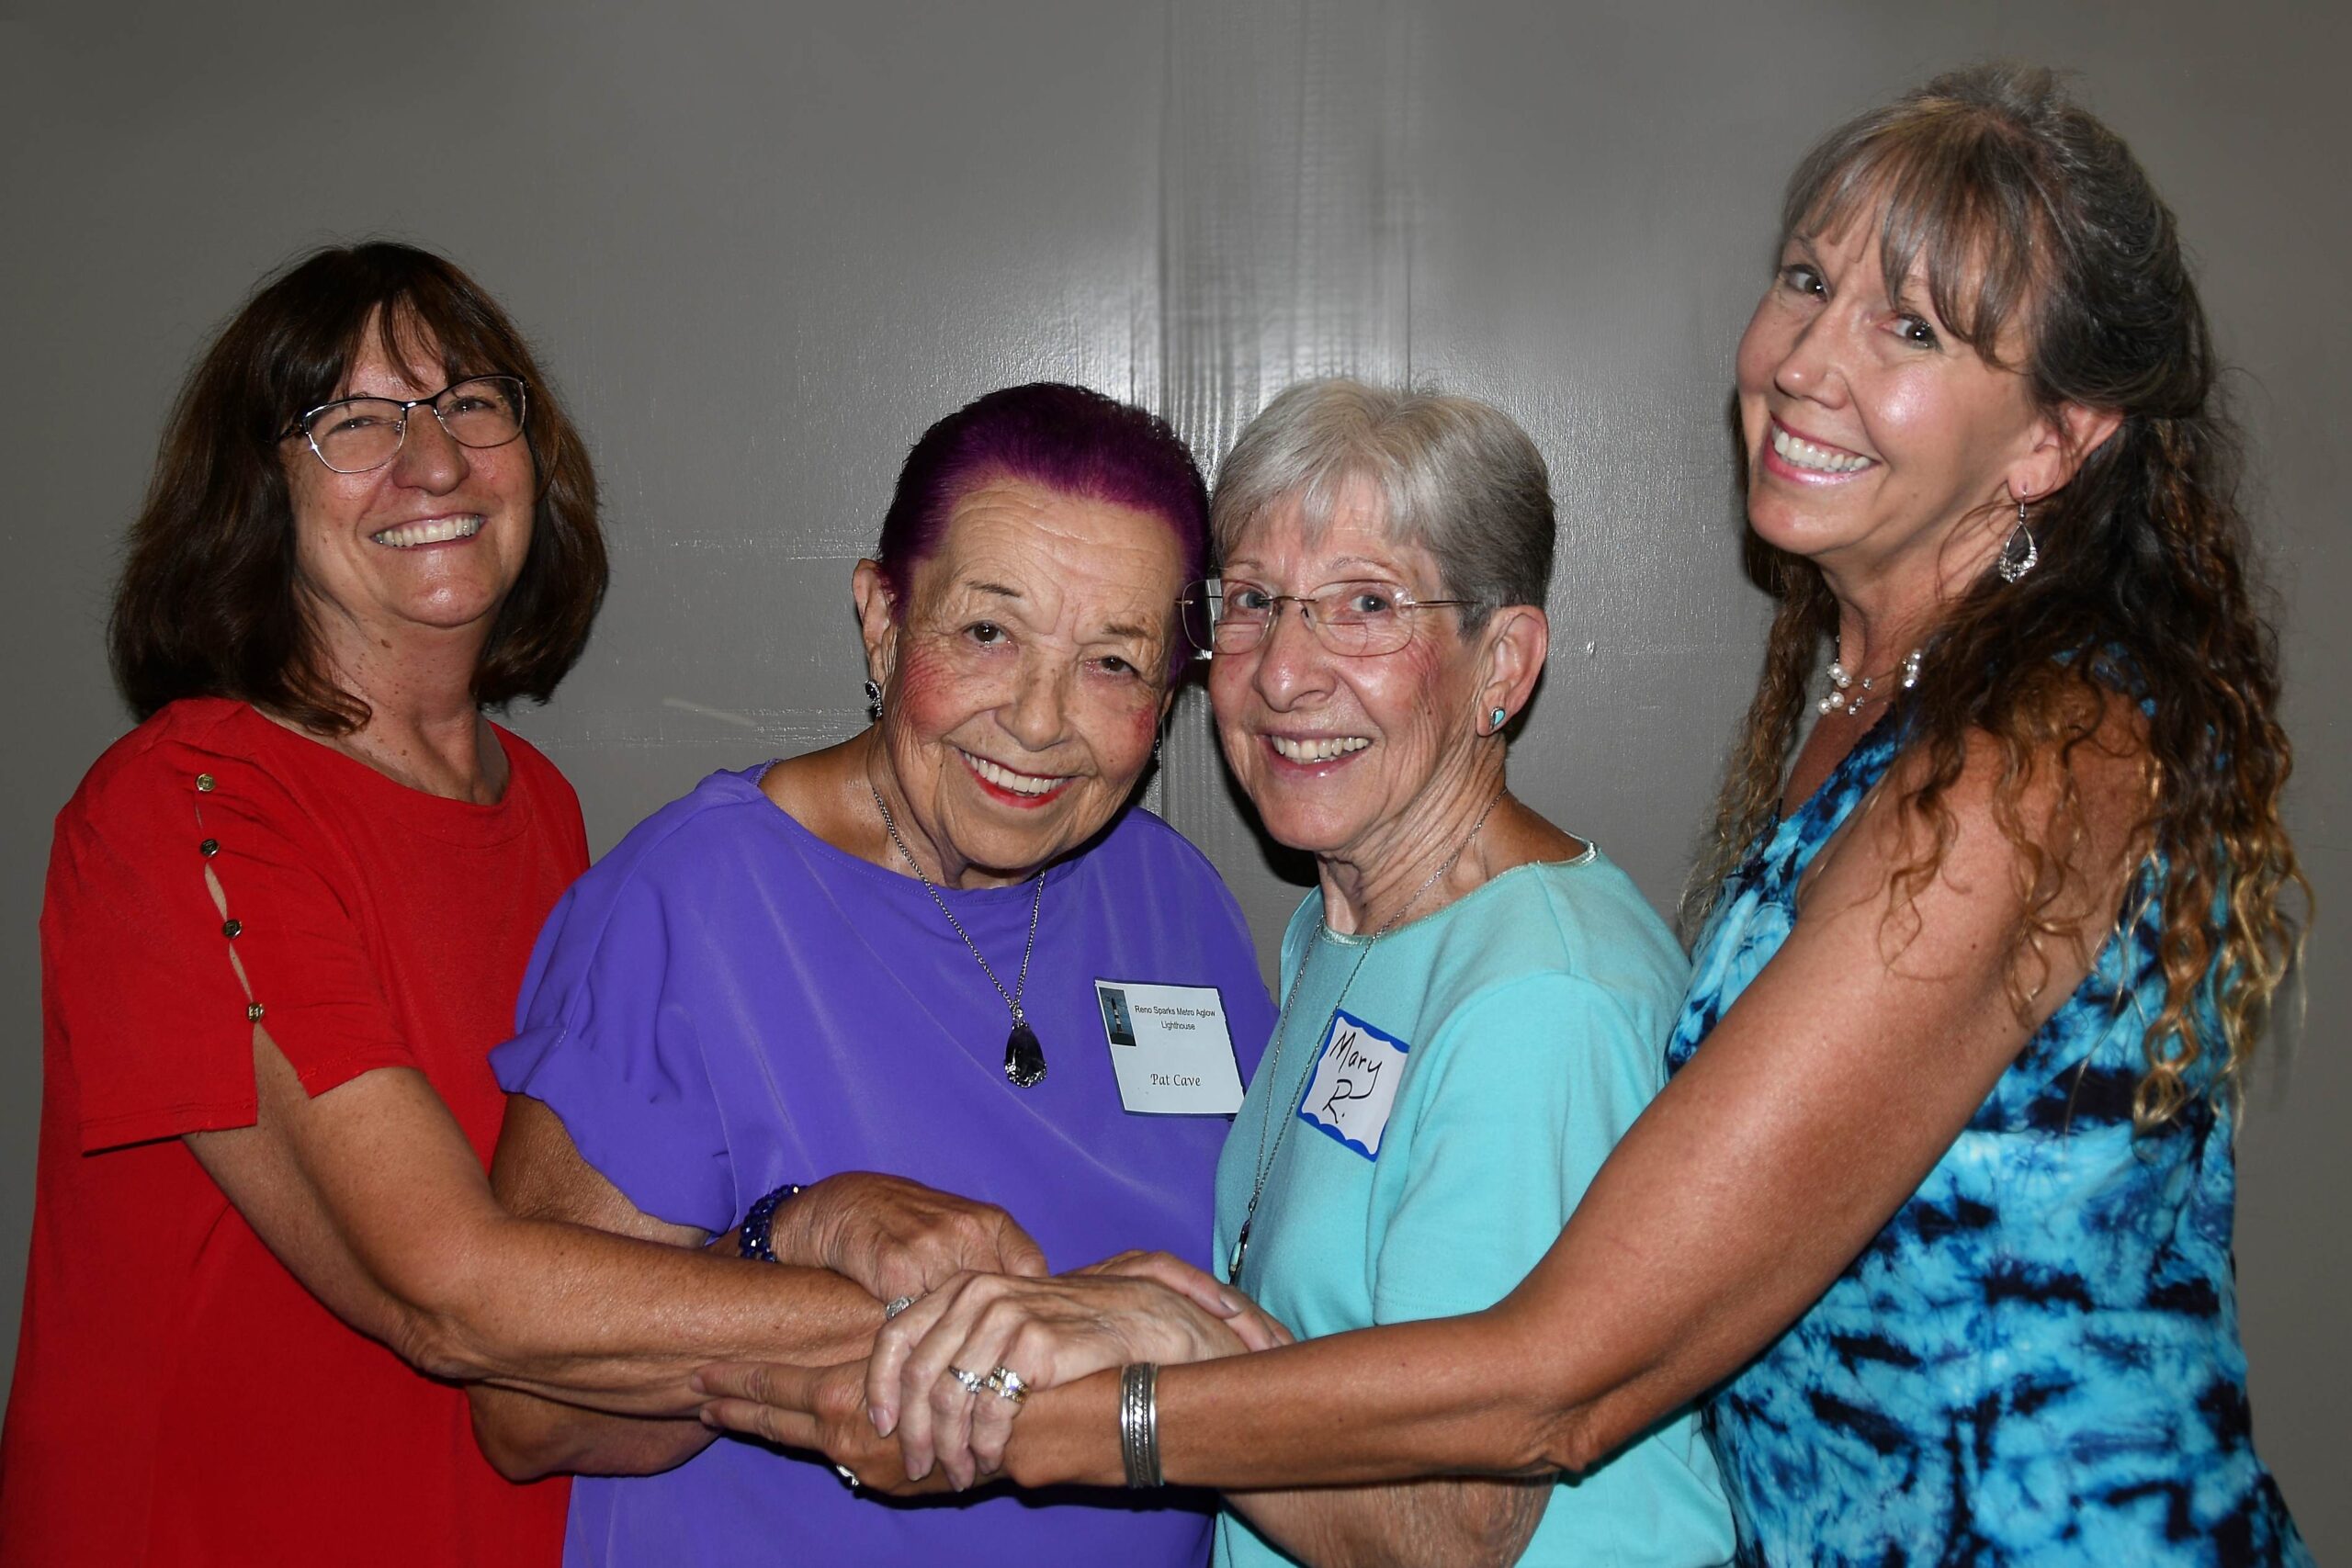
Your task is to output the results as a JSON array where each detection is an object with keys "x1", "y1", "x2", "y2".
[
  {"x1": 774, "y1": 1171, "x2": 1047, "y2": 1302},
  {"x1": 867, "y1": 1249, "x2": 1293, "y2": 1488},
  {"x1": 694, "y1": 1359, "x2": 956, "y2": 1497}
]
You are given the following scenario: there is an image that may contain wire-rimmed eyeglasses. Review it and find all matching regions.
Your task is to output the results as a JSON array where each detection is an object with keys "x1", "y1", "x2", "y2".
[
  {"x1": 280, "y1": 376, "x2": 529, "y2": 474},
  {"x1": 1178, "y1": 578, "x2": 1473, "y2": 659}
]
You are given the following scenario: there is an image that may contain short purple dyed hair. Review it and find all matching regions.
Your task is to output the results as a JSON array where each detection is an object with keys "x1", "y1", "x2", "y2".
[{"x1": 876, "y1": 383, "x2": 1209, "y2": 671}]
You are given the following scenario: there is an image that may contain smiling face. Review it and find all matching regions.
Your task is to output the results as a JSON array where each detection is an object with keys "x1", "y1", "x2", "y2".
[
  {"x1": 863, "y1": 477, "x2": 1182, "y2": 888},
  {"x1": 1208, "y1": 487, "x2": 1489, "y2": 869},
  {"x1": 1736, "y1": 213, "x2": 2061, "y2": 604},
  {"x1": 282, "y1": 312, "x2": 536, "y2": 675}
]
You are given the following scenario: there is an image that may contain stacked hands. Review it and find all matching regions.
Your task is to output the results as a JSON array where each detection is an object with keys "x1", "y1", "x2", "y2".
[{"x1": 697, "y1": 1184, "x2": 1290, "y2": 1494}]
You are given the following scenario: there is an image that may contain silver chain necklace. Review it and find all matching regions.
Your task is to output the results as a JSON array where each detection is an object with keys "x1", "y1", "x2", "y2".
[
  {"x1": 1229, "y1": 783, "x2": 1510, "y2": 1281},
  {"x1": 870, "y1": 783, "x2": 1049, "y2": 1088}
]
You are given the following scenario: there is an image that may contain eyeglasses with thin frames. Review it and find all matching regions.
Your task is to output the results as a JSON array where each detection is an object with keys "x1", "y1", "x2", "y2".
[
  {"x1": 280, "y1": 375, "x2": 529, "y2": 475},
  {"x1": 1177, "y1": 577, "x2": 1473, "y2": 659}
]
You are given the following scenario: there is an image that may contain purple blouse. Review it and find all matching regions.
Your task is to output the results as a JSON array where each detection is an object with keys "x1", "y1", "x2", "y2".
[{"x1": 493, "y1": 765, "x2": 1273, "y2": 1568}]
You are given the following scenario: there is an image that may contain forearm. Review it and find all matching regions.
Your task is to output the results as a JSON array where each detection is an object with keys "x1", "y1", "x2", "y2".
[
  {"x1": 412, "y1": 1213, "x2": 885, "y2": 1405},
  {"x1": 1229, "y1": 1475, "x2": 1550, "y2": 1568},
  {"x1": 469, "y1": 1381, "x2": 718, "y2": 1481},
  {"x1": 193, "y1": 1055, "x2": 912, "y2": 1423},
  {"x1": 1007, "y1": 1305, "x2": 1591, "y2": 1492}
]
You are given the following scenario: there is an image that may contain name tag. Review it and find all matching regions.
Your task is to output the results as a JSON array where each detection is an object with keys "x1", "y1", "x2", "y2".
[
  {"x1": 1295, "y1": 1008, "x2": 1408, "y2": 1158},
  {"x1": 1095, "y1": 980, "x2": 1246, "y2": 1115}
]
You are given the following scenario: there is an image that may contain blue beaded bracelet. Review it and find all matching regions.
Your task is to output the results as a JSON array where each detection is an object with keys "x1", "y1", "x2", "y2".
[{"x1": 738, "y1": 1182, "x2": 806, "y2": 1264}]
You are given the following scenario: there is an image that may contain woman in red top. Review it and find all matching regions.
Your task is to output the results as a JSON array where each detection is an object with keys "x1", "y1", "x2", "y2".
[{"x1": 0, "y1": 244, "x2": 1045, "y2": 1566}]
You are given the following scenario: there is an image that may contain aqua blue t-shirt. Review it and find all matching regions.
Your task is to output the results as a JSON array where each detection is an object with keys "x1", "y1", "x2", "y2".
[{"x1": 1211, "y1": 848, "x2": 1735, "y2": 1567}]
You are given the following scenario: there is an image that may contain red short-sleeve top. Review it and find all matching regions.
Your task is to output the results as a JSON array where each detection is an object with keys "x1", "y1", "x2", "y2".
[{"x1": 1, "y1": 697, "x2": 586, "y2": 1566}]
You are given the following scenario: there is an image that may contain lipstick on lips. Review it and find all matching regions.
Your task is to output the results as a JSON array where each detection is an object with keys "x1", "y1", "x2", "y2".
[{"x1": 959, "y1": 749, "x2": 1072, "y2": 807}]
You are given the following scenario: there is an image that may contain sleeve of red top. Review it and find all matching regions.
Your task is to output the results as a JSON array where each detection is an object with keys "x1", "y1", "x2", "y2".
[{"x1": 51, "y1": 734, "x2": 418, "y2": 1152}]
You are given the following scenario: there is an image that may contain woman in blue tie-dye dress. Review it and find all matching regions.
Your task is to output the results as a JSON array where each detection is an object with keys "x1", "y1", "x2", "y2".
[
  {"x1": 1669, "y1": 702, "x2": 2305, "y2": 1562},
  {"x1": 1654, "y1": 64, "x2": 2311, "y2": 1561},
  {"x1": 696, "y1": 64, "x2": 2312, "y2": 1566}
]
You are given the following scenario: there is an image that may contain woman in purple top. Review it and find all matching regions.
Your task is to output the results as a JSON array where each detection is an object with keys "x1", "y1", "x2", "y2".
[{"x1": 472, "y1": 384, "x2": 1280, "y2": 1567}]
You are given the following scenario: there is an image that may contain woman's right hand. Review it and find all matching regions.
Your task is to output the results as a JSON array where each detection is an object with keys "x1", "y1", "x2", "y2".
[
  {"x1": 867, "y1": 1250, "x2": 1293, "y2": 1488},
  {"x1": 763, "y1": 1171, "x2": 1049, "y2": 1304}
]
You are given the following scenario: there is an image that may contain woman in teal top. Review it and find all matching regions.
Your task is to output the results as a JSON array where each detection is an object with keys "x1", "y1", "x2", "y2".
[
  {"x1": 700, "y1": 65, "x2": 2308, "y2": 1567},
  {"x1": 1190, "y1": 382, "x2": 1725, "y2": 1566},
  {"x1": 1216, "y1": 843, "x2": 1724, "y2": 1567}
]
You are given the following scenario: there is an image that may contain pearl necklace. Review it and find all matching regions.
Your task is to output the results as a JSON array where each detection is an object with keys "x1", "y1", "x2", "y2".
[{"x1": 1819, "y1": 645, "x2": 1923, "y2": 718}]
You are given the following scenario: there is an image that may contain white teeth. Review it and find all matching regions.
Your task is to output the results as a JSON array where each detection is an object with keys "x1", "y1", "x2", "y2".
[
  {"x1": 1271, "y1": 736, "x2": 1371, "y2": 763},
  {"x1": 371, "y1": 514, "x2": 485, "y2": 547},
  {"x1": 1771, "y1": 426, "x2": 1874, "y2": 474},
  {"x1": 966, "y1": 752, "x2": 1065, "y2": 796}
]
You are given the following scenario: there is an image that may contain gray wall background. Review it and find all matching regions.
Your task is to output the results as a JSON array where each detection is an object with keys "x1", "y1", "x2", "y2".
[{"x1": 4, "y1": 1, "x2": 2343, "y2": 1551}]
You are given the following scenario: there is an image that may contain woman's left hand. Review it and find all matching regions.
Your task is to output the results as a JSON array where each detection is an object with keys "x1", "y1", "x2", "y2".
[
  {"x1": 867, "y1": 1251, "x2": 1293, "y2": 1489},
  {"x1": 694, "y1": 1359, "x2": 957, "y2": 1496}
]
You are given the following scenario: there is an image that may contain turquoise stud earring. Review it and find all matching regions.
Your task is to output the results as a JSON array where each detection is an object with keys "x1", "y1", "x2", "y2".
[{"x1": 1490, "y1": 706, "x2": 1508, "y2": 731}]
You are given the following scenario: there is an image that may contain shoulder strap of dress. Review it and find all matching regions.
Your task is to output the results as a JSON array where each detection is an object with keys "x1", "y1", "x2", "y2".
[{"x1": 1787, "y1": 714, "x2": 1911, "y2": 871}]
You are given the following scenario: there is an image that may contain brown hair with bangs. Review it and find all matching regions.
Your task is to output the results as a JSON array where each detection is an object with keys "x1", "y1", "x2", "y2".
[
  {"x1": 109, "y1": 241, "x2": 607, "y2": 733},
  {"x1": 1685, "y1": 64, "x2": 2307, "y2": 1128}
]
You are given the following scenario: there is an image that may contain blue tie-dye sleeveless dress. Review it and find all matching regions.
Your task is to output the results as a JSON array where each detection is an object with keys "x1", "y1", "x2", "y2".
[{"x1": 1667, "y1": 716, "x2": 2310, "y2": 1565}]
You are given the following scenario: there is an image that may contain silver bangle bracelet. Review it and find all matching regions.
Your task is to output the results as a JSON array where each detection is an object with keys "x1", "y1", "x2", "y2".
[{"x1": 1118, "y1": 1361, "x2": 1162, "y2": 1489}]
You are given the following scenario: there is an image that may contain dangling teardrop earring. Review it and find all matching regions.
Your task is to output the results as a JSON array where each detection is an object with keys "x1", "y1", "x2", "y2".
[
  {"x1": 1997, "y1": 498, "x2": 2040, "y2": 584},
  {"x1": 864, "y1": 679, "x2": 885, "y2": 723}
]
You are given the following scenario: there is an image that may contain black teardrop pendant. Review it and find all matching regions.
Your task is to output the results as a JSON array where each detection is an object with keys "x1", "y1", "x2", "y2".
[{"x1": 1003, "y1": 1021, "x2": 1047, "y2": 1088}]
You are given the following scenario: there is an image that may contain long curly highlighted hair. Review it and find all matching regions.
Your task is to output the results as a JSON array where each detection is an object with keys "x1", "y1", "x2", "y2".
[{"x1": 1683, "y1": 64, "x2": 2307, "y2": 1128}]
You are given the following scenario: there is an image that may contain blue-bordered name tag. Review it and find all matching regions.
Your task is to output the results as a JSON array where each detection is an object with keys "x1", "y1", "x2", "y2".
[{"x1": 1295, "y1": 1008, "x2": 1408, "y2": 1158}]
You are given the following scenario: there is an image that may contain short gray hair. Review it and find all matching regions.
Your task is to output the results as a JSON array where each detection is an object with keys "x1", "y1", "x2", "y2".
[{"x1": 1209, "y1": 378, "x2": 1555, "y2": 630}]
